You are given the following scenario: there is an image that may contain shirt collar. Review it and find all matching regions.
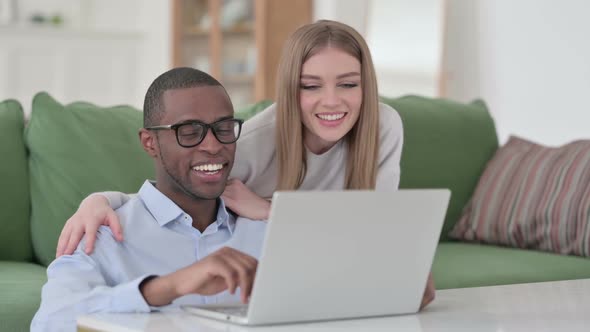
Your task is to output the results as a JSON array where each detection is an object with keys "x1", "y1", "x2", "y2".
[
  {"x1": 138, "y1": 180, "x2": 235, "y2": 233},
  {"x1": 215, "y1": 198, "x2": 236, "y2": 235}
]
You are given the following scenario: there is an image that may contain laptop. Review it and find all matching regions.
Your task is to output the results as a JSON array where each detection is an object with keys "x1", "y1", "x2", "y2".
[{"x1": 183, "y1": 189, "x2": 451, "y2": 325}]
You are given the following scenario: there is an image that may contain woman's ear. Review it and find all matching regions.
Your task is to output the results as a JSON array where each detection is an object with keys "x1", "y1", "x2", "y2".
[{"x1": 139, "y1": 128, "x2": 159, "y2": 158}]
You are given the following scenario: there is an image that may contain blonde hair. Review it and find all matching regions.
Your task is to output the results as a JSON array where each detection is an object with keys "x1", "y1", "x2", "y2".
[{"x1": 275, "y1": 20, "x2": 380, "y2": 190}]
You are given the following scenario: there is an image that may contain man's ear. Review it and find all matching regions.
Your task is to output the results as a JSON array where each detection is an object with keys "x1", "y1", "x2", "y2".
[{"x1": 139, "y1": 128, "x2": 159, "y2": 158}]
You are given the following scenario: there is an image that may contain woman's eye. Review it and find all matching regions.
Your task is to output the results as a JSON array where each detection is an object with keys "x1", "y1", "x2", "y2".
[
  {"x1": 301, "y1": 85, "x2": 320, "y2": 90},
  {"x1": 340, "y1": 83, "x2": 359, "y2": 88}
]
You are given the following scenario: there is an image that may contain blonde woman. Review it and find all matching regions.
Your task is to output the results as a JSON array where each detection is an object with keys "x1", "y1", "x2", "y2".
[{"x1": 56, "y1": 20, "x2": 435, "y2": 308}]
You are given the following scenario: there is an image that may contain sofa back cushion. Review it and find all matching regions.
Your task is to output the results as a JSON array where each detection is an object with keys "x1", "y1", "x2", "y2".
[
  {"x1": 239, "y1": 96, "x2": 500, "y2": 241},
  {"x1": 25, "y1": 93, "x2": 155, "y2": 266},
  {"x1": 380, "y1": 96, "x2": 498, "y2": 241},
  {"x1": 0, "y1": 100, "x2": 33, "y2": 261}
]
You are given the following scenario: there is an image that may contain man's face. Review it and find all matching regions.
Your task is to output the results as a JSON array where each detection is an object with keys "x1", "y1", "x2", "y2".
[{"x1": 154, "y1": 85, "x2": 235, "y2": 200}]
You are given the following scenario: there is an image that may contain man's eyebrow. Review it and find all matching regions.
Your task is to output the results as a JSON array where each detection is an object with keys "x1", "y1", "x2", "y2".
[
  {"x1": 215, "y1": 115, "x2": 235, "y2": 121},
  {"x1": 176, "y1": 115, "x2": 234, "y2": 124}
]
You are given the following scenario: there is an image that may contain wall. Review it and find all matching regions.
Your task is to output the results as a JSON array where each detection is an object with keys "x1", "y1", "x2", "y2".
[
  {"x1": 367, "y1": 0, "x2": 444, "y2": 98},
  {"x1": 314, "y1": 0, "x2": 444, "y2": 98},
  {"x1": 0, "y1": 0, "x2": 171, "y2": 113},
  {"x1": 313, "y1": 0, "x2": 368, "y2": 36},
  {"x1": 444, "y1": 0, "x2": 590, "y2": 145}
]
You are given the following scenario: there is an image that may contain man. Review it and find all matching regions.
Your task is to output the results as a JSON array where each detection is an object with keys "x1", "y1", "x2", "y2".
[{"x1": 31, "y1": 68, "x2": 266, "y2": 332}]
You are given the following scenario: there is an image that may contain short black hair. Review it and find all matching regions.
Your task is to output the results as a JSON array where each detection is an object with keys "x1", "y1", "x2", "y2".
[{"x1": 143, "y1": 67, "x2": 223, "y2": 126}]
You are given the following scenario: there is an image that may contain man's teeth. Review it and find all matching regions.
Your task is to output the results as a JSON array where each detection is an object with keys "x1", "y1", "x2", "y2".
[
  {"x1": 317, "y1": 113, "x2": 345, "y2": 121},
  {"x1": 193, "y1": 164, "x2": 224, "y2": 172}
]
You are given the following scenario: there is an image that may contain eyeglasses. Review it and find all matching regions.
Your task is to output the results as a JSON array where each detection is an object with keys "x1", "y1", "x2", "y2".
[{"x1": 145, "y1": 118, "x2": 244, "y2": 148}]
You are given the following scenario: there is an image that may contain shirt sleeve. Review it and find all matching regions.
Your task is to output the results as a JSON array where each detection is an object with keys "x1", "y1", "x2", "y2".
[
  {"x1": 30, "y1": 235, "x2": 152, "y2": 332},
  {"x1": 94, "y1": 191, "x2": 136, "y2": 209},
  {"x1": 375, "y1": 103, "x2": 404, "y2": 191}
]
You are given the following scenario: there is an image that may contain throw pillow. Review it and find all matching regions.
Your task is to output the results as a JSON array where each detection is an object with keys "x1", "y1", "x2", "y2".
[{"x1": 450, "y1": 136, "x2": 590, "y2": 257}]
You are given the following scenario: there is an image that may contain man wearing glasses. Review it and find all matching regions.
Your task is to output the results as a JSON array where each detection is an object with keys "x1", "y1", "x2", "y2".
[{"x1": 32, "y1": 68, "x2": 266, "y2": 332}]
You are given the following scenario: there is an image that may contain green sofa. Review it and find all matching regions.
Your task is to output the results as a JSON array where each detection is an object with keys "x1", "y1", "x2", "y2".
[{"x1": 2, "y1": 92, "x2": 590, "y2": 331}]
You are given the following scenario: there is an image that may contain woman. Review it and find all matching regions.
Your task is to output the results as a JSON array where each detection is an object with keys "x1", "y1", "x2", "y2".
[{"x1": 56, "y1": 20, "x2": 435, "y2": 308}]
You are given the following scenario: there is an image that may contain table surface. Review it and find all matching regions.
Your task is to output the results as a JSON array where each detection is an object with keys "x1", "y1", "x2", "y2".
[{"x1": 77, "y1": 278, "x2": 590, "y2": 332}]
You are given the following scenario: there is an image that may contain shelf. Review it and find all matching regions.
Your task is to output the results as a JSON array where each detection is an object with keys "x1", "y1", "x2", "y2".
[
  {"x1": 184, "y1": 26, "x2": 209, "y2": 37},
  {"x1": 184, "y1": 23, "x2": 253, "y2": 37},
  {"x1": 0, "y1": 25, "x2": 143, "y2": 39},
  {"x1": 222, "y1": 24, "x2": 254, "y2": 35},
  {"x1": 172, "y1": 0, "x2": 312, "y2": 101}
]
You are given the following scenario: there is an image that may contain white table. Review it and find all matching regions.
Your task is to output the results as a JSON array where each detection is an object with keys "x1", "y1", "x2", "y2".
[{"x1": 77, "y1": 278, "x2": 590, "y2": 332}]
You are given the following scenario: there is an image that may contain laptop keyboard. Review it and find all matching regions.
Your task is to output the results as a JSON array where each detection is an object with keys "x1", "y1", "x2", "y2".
[{"x1": 211, "y1": 306, "x2": 249, "y2": 317}]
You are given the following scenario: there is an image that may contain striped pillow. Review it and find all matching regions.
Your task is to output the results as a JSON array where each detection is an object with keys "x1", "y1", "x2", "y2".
[{"x1": 450, "y1": 136, "x2": 590, "y2": 257}]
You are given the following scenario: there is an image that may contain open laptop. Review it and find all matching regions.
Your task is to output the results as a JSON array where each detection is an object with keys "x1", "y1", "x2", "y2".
[{"x1": 183, "y1": 189, "x2": 451, "y2": 325}]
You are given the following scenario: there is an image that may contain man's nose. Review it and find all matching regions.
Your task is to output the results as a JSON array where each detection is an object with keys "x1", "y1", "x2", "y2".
[{"x1": 197, "y1": 129, "x2": 223, "y2": 154}]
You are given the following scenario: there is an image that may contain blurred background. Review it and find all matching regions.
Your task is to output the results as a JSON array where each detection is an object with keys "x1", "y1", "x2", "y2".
[{"x1": 0, "y1": 0, "x2": 588, "y2": 145}]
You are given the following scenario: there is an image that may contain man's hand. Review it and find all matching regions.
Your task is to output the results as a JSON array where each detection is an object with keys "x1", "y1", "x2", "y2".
[
  {"x1": 140, "y1": 247, "x2": 258, "y2": 306},
  {"x1": 222, "y1": 179, "x2": 270, "y2": 220},
  {"x1": 420, "y1": 272, "x2": 435, "y2": 310}
]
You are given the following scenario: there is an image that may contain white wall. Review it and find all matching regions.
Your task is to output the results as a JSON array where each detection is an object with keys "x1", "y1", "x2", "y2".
[
  {"x1": 444, "y1": 0, "x2": 590, "y2": 145},
  {"x1": 0, "y1": 0, "x2": 170, "y2": 113},
  {"x1": 366, "y1": 0, "x2": 443, "y2": 98},
  {"x1": 313, "y1": 0, "x2": 444, "y2": 98},
  {"x1": 313, "y1": 0, "x2": 369, "y2": 36},
  {"x1": 135, "y1": 1, "x2": 172, "y2": 109}
]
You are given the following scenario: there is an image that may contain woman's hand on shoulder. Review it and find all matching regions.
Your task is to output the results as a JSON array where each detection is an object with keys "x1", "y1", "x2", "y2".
[
  {"x1": 55, "y1": 194, "x2": 123, "y2": 258},
  {"x1": 222, "y1": 179, "x2": 270, "y2": 221}
]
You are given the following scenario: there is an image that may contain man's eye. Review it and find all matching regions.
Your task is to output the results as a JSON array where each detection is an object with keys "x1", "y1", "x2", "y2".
[
  {"x1": 216, "y1": 130, "x2": 234, "y2": 136},
  {"x1": 179, "y1": 132, "x2": 200, "y2": 137}
]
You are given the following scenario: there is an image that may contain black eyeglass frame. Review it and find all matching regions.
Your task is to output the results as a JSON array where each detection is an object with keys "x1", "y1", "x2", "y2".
[{"x1": 145, "y1": 118, "x2": 244, "y2": 148}]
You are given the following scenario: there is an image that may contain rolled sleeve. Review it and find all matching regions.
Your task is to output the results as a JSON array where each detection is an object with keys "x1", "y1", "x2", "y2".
[{"x1": 109, "y1": 275, "x2": 153, "y2": 312}]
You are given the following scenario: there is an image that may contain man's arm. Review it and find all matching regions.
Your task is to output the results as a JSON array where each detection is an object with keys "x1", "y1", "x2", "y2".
[
  {"x1": 32, "y1": 243, "x2": 258, "y2": 332},
  {"x1": 140, "y1": 247, "x2": 259, "y2": 306},
  {"x1": 31, "y1": 252, "x2": 153, "y2": 331}
]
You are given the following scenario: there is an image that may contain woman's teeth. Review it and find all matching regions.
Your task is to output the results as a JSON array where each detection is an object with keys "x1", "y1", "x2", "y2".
[
  {"x1": 193, "y1": 164, "x2": 224, "y2": 172},
  {"x1": 317, "y1": 113, "x2": 345, "y2": 121}
]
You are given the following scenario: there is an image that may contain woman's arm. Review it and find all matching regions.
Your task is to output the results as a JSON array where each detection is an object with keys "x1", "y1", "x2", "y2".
[
  {"x1": 222, "y1": 179, "x2": 270, "y2": 221},
  {"x1": 376, "y1": 104, "x2": 404, "y2": 191},
  {"x1": 55, "y1": 192, "x2": 136, "y2": 257}
]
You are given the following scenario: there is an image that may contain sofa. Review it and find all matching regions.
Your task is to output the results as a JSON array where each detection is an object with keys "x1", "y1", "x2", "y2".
[{"x1": 2, "y1": 92, "x2": 590, "y2": 331}]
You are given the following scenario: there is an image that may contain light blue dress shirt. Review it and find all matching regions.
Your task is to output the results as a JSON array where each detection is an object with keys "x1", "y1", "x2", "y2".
[{"x1": 31, "y1": 181, "x2": 267, "y2": 332}]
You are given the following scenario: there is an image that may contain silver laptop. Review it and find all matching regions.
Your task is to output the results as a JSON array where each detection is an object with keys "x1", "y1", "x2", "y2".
[{"x1": 183, "y1": 189, "x2": 451, "y2": 325}]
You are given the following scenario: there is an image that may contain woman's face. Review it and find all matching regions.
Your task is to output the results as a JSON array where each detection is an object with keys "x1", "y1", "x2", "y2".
[{"x1": 299, "y1": 46, "x2": 362, "y2": 154}]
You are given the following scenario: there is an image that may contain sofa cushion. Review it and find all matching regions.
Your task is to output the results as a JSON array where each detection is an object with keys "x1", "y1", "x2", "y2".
[
  {"x1": 0, "y1": 99, "x2": 33, "y2": 261},
  {"x1": 383, "y1": 96, "x2": 499, "y2": 240},
  {"x1": 238, "y1": 97, "x2": 499, "y2": 241},
  {"x1": 450, "y1": 136, "x2": 590, "y2": 257},
  {"x1": 433, "y1": 242, "x2": 590, "y2": 289},
  {"x1": 0, "y1": 261, "x2": 47, "y2": 332},
  {"x1": 25, "y1": 92, "x2": 155, "y2": 266}
]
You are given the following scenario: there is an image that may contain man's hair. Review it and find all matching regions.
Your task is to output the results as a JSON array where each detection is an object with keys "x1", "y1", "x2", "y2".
[{"x1": 143, "y1": 67, "x2": 223, "y2": 126}]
